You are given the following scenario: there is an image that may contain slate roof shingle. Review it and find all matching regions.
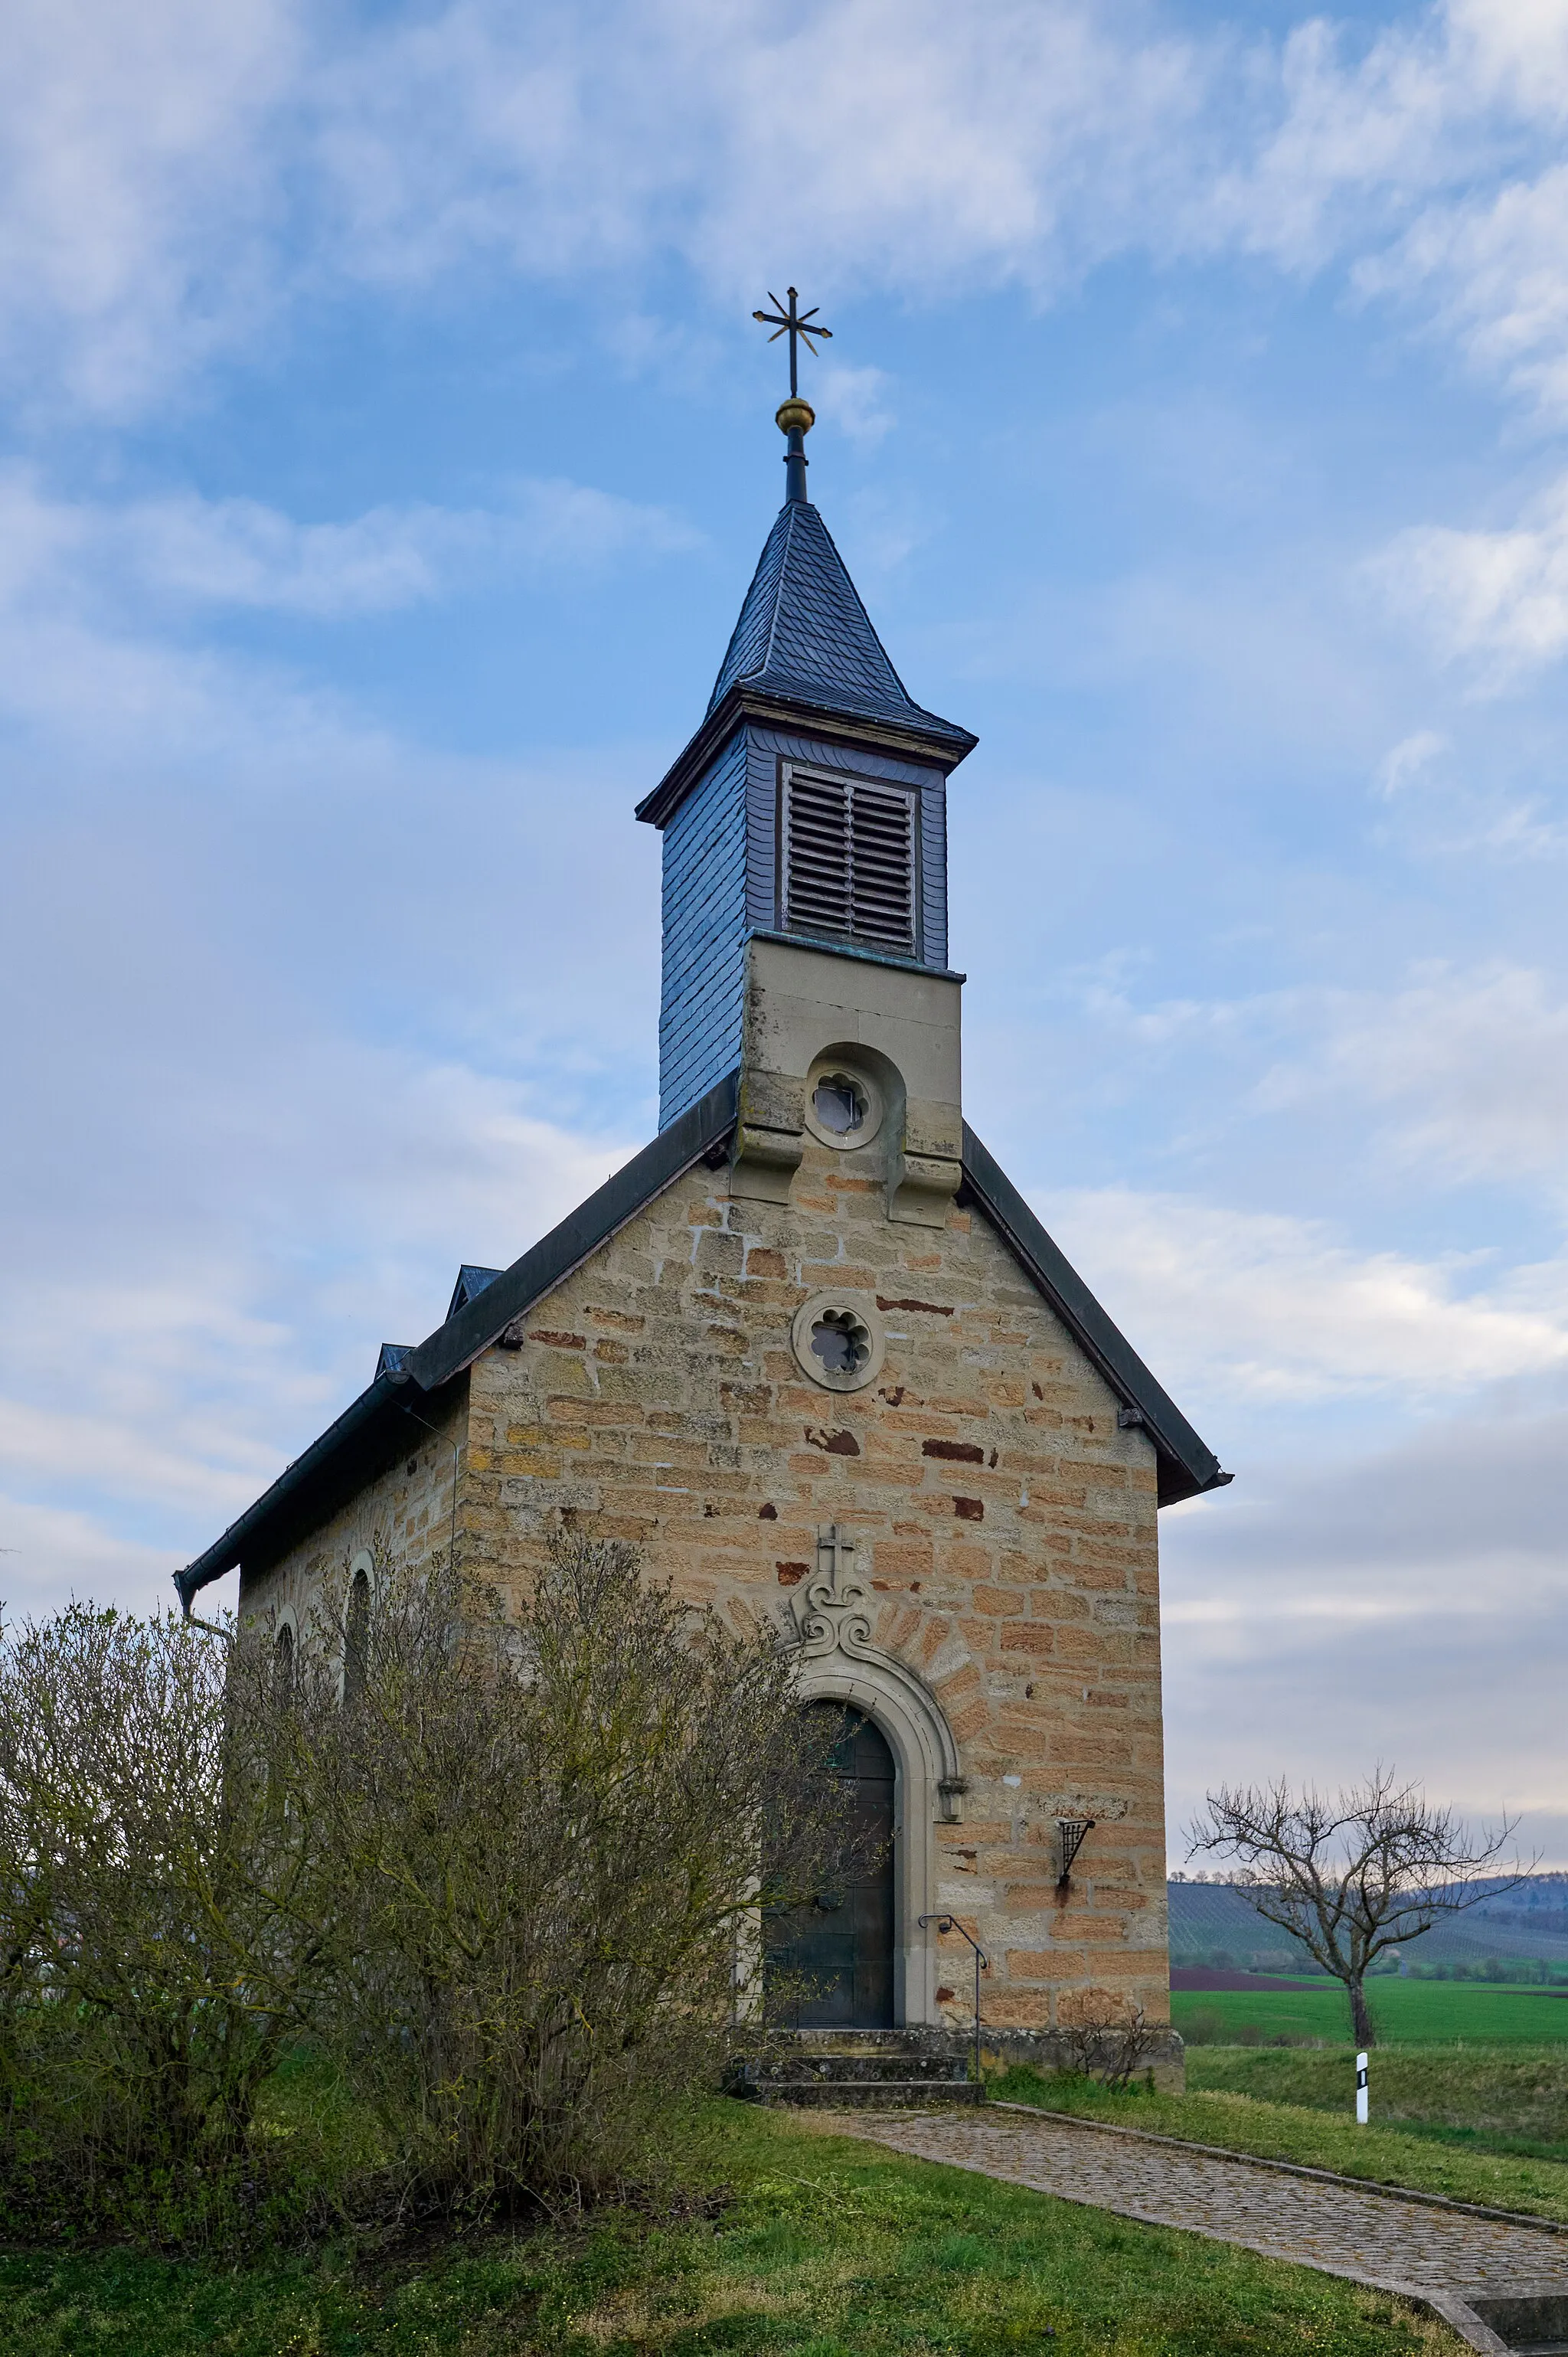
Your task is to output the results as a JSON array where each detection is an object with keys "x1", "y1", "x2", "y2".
[{"x1": 706, "y1": 499, "x2": 972, "y2": 750}]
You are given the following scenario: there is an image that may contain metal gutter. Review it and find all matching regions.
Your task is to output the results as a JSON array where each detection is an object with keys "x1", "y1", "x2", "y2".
[{"x1": 173, "y1": 1375, "x2": 403, "y2": 1613}]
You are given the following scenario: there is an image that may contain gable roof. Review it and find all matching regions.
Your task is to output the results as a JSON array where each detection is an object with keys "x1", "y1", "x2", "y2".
[
  {"x1": 174, "y1": 1072, "x2": 1227, "y2": 1610},
  {"x1": 956, "y1": 1130, "x2": 1228, "y2": 1508}
]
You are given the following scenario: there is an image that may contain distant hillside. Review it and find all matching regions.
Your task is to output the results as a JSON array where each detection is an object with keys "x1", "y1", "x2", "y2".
[{"x1": 1168, "y1": 1874, "x2": 1568, "y2": 1977}]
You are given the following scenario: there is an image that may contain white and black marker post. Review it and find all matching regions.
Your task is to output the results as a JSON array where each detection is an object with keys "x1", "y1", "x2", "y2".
[{"x1": 1356, "y1": 2051, "x2": 1369, "y2": 2126}]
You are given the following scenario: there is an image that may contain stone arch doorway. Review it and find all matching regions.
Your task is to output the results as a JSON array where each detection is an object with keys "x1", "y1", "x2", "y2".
[{"x1": 765, "y1": 1701, "x2": 896, "y2": 2028}]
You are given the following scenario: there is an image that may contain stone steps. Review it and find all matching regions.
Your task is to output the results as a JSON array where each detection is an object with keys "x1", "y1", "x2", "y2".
[
  {"x1": 735, "y1": 2030, "x2": 984, "y2": 2109},
  {"x1": 759, "y1": 2077, "x2": 984, "y2": 2109}
]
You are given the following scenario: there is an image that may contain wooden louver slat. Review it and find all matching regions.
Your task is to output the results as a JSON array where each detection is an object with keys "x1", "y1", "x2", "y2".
[{"x1": 784, "y1": 773, "x2": 914, "y2": 953}]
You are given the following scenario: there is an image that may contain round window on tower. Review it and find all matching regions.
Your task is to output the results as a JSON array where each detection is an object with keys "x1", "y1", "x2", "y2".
[
  {"x1": 803, "y1": 1058, "x2": 885, "y2": 1150},
  {"x1": 791, "y1": 1291, "x2": 887, "y2": 1392},
  {"x1": 813, "y1": 1074, "x2": 866, "y2": 1136}
]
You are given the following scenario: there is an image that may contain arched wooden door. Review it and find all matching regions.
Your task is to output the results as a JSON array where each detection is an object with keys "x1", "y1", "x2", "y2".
[{"x1": 766, "y1": 1702, "x2": 896, "y2": 2028}]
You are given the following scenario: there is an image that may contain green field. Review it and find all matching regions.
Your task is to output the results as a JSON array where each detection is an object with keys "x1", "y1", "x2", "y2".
[
  {"x1": 1186, "y1": 2044, "x2": 1568, "y2": 2162},
  {"x1": 1174, "y1": 1976, "x2": 1568, "y2": 2046},
  {"x1": 0, "y1": 2101, "x2": 1458, "y2": 2357},
  {"x1": 992, "y1": 2059, "x2": 1568, "y2": 2217}
]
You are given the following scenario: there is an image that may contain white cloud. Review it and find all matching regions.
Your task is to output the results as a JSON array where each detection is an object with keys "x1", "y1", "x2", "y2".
[
  {"x1": 1374, "y1": 727, "x2": 1448, "y2": 796},
  {"x1": 123, "y1": 479, "x2": 696, "y2": 613},
  {"x1": 814, "y1": 362, "x2": 896, "y2": 447},
  {"x1": 0, "y1": 1030, "x2": 637, "y2": 1612},
  {"x1": 1160, "y1": 1401, "x2": 1568, "y2": 1858},
  {"x1": 0, "y1": 472, "x2": 661, "y2": 1618},
  {"x1": 0, "y1": 0, "x2": 1214, "y2": 415},
  {"x1": 315, "y1": 0, "x2": 1214, "y2": 298},
  {"x1": 1266, "y1": 963, "x2": 1568, "y2": 1187},
  {"x1": 0, "y1": 1496, "x2": 178, "y2": 1623},
  {"x1": 1374, "y1": 472, "x2": 1568, "y2": 676},
  {"x1": 0, "y1": 0, "x2": 300, "y2": 412},
  {"x1": 1060, "y1": 957, "x2": 1568, "y2": 1193},
  {"x1": 8, "y1": 0, "x2": 1568, "y2": 431},
  {"x1": 1039, "y1": 1183, "x2": 1568, "y2": 1404},
  {"x1": 0, "y1": 466, "x2": 695, "y2": 625}
]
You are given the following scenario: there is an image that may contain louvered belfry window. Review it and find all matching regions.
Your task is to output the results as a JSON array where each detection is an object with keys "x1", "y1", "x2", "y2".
[{"x1": 782, "y1": 770, "x2": 917, "y2": 955}]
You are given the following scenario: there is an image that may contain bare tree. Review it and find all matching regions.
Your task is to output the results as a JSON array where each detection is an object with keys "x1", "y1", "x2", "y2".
[{"x1": 1187, "y1": 1768, "x2": 1528, "y2": 2047}]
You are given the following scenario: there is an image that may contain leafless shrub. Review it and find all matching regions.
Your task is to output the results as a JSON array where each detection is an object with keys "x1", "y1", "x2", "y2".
[
  {"x1": 0, "y1": 1535, "x2": 845, "y2": 2239},
  {"x1": 258, "y1": 1534, "x2": 850, "y2": 2217},
  {"x1": 1187, "y1": 1767, "x2": 1529, "y2": 2048},
  {"x1": 0, "y1": 1603, "x2": 344, "y2": 2241},
  {"x1": 1055, "y1": 2004, "x2": 1165, "y2": 2088}
]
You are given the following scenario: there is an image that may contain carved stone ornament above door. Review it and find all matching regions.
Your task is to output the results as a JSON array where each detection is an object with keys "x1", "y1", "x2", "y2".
[{"x1": 776, "y1": 1524, "x2": 967, "y2": 1824}]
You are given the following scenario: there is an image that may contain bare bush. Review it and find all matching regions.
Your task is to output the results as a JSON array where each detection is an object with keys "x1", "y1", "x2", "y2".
[
  {"x1": 0, "y1": 1604, "x2": 342, "y2": 2239},
  {"x1": 0, "y1": 1536, "x2": 843, "y2": 2239},
  {"x1": 260, "y1": 1535, "x2": 849, "y2": 2217},
  {"x1": 1187, "y1": 1768, "x2": 1527, "y2": 2048},
  {"x1": 1055, "y1": 2005, "x2": 1165, "y2": 2088}
]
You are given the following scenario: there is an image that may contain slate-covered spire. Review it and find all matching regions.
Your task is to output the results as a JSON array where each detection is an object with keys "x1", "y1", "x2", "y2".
[
  {"x1": 639, "y1": 301, "x2": 978, "y2": 1129},
  {"x1": 705, "y1": 482, "x2": 972, "y2": 749}
]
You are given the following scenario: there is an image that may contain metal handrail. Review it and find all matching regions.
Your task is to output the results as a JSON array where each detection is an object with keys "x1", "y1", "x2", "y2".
[{"x1": 919, "y1": 1912, "x2": 989, "y2": 2093}]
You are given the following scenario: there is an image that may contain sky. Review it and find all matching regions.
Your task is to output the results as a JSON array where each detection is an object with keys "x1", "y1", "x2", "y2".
[{"x1": 2, "y1": 0, "x2": 1567, "y2": 1865}]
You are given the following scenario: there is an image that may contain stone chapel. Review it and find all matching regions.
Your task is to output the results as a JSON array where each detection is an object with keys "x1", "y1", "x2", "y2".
[{"x1": 178, "y1": 374, "x2": 1229, "y2": 2069}]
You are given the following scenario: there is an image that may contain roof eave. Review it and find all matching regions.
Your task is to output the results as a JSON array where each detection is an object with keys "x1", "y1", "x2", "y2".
[
  {"x1": 174, "y1": 1072, "x2": 743, "y2": 1610},
  {"x1": 172, "y1": 1371, "x2": 426, "y2": 1613},
  {"x1": 958, "y1": 1125, "x2": 1231, "y2": 1509},
  {"x1": 635, "y1": 682, "x2": 978, "y2": 831}
]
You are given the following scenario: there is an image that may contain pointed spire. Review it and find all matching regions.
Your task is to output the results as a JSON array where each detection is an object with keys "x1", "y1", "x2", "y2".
[
  {"x1": 634, "y1": 298, "x2": 975, "y2": 830},
  {"x1": 705, "y1": 496, "x2": 972, "y2": 748}
]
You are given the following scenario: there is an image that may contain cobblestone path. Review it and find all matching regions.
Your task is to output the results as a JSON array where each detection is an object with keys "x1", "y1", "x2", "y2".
[{"x1": 841, "y1": 2107, "x2": 1568, "y2": 2300}]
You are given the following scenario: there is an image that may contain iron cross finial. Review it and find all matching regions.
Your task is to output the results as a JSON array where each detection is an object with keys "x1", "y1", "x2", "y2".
[{"x1": 752, "y1": 286, "x2": 833, "y2": 399}]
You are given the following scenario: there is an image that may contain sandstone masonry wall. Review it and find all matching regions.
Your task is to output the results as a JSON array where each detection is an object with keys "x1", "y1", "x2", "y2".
[
  {"x1": 462, "y1": 1139, "x2": 1170, "y2": 2035},
  {"x1": 237, "y1": 1388, "x2": 469, "y2": 1643}
]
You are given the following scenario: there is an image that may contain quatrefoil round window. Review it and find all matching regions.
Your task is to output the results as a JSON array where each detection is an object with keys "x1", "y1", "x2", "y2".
[
  {"x1": 803, "y1": 1060, "x2": 884, "y2": 1151},
  {"x1": 791, "y1": 1291, "x2": 887, "y2": 1393},
  {"x1": 814, "y1": 1075, "x2": 865, "y2": 1136}
]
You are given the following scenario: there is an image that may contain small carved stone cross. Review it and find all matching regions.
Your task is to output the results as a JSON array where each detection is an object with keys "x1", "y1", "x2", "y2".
[{"x1": 815, "y1": 1522, "x2": 854, "y2": 1587}]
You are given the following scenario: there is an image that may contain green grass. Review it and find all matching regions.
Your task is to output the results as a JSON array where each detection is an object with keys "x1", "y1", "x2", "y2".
[
  {"x1": 1173, "y1": 1976, "x2": 1568, "y2": 2046},
  {"x1": 988, "y1": 2064, "x2": 1568, "y2": 2223},
  {"x1": 1186, "y1": 2043, "x2": 1568, "y2": 2165},
  {"x1": 0, "y1": 2100, "x2": 1463, "y2": 2355}
]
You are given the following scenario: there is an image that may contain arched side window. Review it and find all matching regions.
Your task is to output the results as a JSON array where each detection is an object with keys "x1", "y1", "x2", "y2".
[
  {"x1": 345, "y1": 1555, "x2": 372, "y2": 1702},
  {"x1": 273, "y1": 1619, "x2": 296, "y2": 1696}
]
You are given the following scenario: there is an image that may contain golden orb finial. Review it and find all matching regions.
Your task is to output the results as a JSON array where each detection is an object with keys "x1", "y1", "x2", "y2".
[{"x1": 775, "y1": 396, "x2": 815, "y2": 436}]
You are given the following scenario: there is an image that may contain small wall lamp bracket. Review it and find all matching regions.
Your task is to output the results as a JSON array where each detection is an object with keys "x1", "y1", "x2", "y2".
[{"x1": 1056, "y1": 1816, "x2": 1096, "y2": 1893}]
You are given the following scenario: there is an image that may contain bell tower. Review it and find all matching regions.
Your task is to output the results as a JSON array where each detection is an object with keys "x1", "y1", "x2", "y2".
[{"x1": 635, "y1": 291, "x2": 978, "y2": 1187}]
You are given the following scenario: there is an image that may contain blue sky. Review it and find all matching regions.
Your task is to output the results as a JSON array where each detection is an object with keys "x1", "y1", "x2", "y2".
[{"x1": 4, "y1": 0, "x2": 1568, "y2": 1863}]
